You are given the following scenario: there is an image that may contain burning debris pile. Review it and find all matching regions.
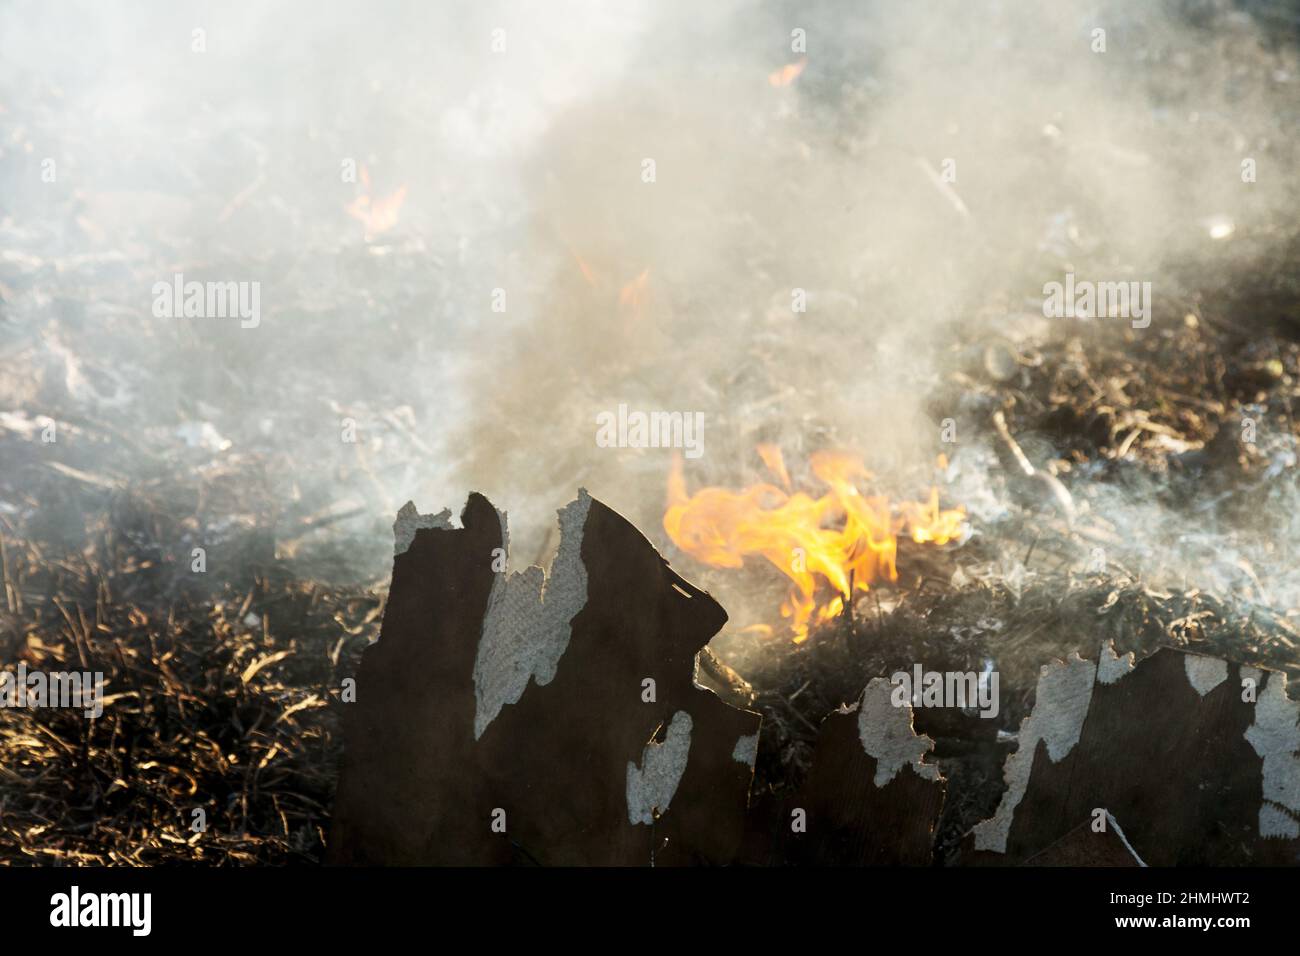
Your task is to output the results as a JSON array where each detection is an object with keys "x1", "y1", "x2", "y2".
[
  {"x1": 326, "y1": 486, "x2": 1299, "y2": 866},
  {"x1": 683, "y1": 296, "x2": 1300, "y2": 862},
  {"x1": 1, "y1": 0, "x2": 1300, "y2": 866},
  {"x1": 7, "y1": 282, "x2": 1298, "y2": 864}
]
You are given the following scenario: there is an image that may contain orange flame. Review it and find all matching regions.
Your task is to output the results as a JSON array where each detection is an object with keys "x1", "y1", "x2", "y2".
[
  {"x1": 346, "y1": 166, "x2": 408, "y2": 240},
  {"x1": 618, "y1": 267, "x2": 651, "y2": 311},
  {"x1": 768, "y1": 57, "x2": 807, "y2": 88},
  {"x1": 664, "y1": 447, "x2": 965, "y2": 642},
  {"x1": 573, "y1": 252, "x2": 598, "y2": 287}
]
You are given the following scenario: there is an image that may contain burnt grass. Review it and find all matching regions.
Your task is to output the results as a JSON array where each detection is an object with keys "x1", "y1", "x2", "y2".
[{"x1": 0, "y1": 486, "x2": 377, "y2": 864}]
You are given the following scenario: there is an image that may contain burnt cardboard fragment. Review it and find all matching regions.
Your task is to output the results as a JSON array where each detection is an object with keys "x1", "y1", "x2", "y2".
[
  {"x1": 328, "y1": 490, "x2": 760, "y2": 865},
  {"x1": 1022, "y1": 815, "x2": 1144, "y2": 867},
  {"x1": 745, "y1": 678, "x2": 946, "y2": 865},
  {"x1": 964, "y1": 644, "x2": 1300, "y2": 866}
]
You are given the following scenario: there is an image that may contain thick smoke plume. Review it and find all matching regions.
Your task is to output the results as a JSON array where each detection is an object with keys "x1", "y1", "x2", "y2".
[{"x1": 1, "y1": 1, "x2": 1297, "y2": 611}]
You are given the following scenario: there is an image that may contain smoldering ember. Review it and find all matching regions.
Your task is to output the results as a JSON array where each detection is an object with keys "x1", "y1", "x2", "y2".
[{"x1": 1, "y1": 0, "x2": 1299, "y2": 895}]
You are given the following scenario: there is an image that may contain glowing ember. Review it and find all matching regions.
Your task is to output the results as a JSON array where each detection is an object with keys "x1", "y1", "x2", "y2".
[
  {"x1": 346, "y1": 165, "x2": 408, "y2": 240},
  {"x1": 768, "y1": 57, "x2": 807, "y2": 87},
  {"x1": 664, "y1": 447, "x2": 965, "y2": 642}
]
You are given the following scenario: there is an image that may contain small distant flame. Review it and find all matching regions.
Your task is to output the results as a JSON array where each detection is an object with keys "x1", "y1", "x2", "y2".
[
  {"x1": 346, "y1": 166, "x2": 408, "y2": 240},
  {"x1": 573, "y1": 252, "x2": 598, "y2": 287},
  {"x1": 664, "y1": 447, "x2": 965, "y2": 642},
  {"x1": 768, "y1": 57, "x2": 807, "y2": 88},
  {"x1": 569, "y1": 255, "x2": 651, "y2": 314},
  {"x1": 756, "y1": 442, "x2": 791, "y2": 490},
  {"x1": 618, "y1": 267, "x2": 651, "y2": 311}
]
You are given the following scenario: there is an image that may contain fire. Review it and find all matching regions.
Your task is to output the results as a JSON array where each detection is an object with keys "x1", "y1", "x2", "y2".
[
  {"x1": 664, "y1": 447, "x2": 965, "y2": 642},
  {"x1": 346, "y1": 165, "x2": 408, "y2": 240},
  {"x1": 617, "y1": 268, "x2": 651, "y2": 311},
  {"x1": 568, "y1": 254, "x2": 650, "y2": 314},
  {"x1": 768, "y1": 57, "x2": 807, "y2": 87},
  {"x1": 573, "y1": 252, "x2": 598, "y2": 287}
]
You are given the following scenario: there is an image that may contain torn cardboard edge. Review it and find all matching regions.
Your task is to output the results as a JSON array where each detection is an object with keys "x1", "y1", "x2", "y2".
[
  {"x1": 968, "y1": 639, "x2": 1300, "y2": 864},
  {"x1": 334, "y1": 489, "x2": 761, "y2": 864},
  {"x1": 757, "y1": 676, "x2": 946, "y2": 865},
  {"x1": 361, "y1": 492, "x2": 1297, "y2": 866},
  {"x1": 854, "y1": 677, "x2": 943, "y2": 788},
  {"x1": 472, "y1": 490, "x2": 593, "y2": 739},
  {"x1": 395, "y1": 490, "x2": 746, "y2": 741}
]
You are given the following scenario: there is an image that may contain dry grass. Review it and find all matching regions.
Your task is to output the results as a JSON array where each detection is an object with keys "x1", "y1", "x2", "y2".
[{"x1": 0, "y1": 477, "x2": 377, "y2": 865}]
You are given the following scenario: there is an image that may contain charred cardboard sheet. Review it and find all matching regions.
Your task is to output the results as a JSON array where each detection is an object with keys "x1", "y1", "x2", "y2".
[
  {"x1": 964, "y1": 644, "x2": 1300, "y2": 866},
  {"x1": 1021, "y1": 815, "x2": 1145, "y2": 867},
  {"x1": 328, "y1": 490, "x2": 760, "y2": 865},
  {"x1": 743, "y1": 678, "x2": 946, "y2": 865},
  {"x1": 329, "y1": 490, "x2": 1299, "y2": 868}
]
